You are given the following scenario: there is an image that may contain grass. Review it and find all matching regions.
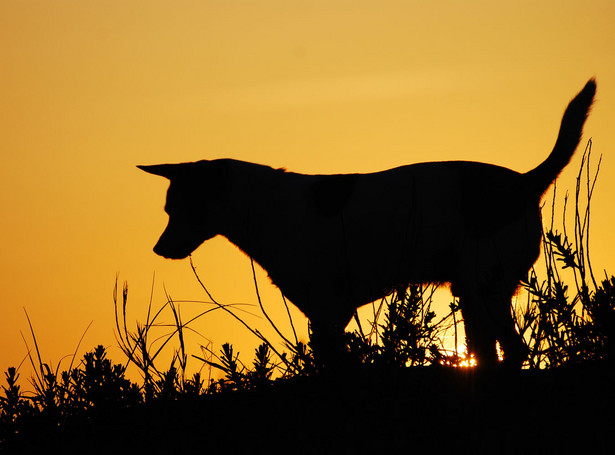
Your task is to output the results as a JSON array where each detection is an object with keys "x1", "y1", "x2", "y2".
[
  {"x1": 1, "y1": 141, "x2": 614, "y2": 453},
  {"x1": 517, "y1": 139, "x2": 614, "y2": 367}
]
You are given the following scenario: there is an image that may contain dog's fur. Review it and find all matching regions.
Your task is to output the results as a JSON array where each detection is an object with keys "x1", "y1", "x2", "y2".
[{"x1": 139, "y1": 79, "x2": 596, "y2": 368}]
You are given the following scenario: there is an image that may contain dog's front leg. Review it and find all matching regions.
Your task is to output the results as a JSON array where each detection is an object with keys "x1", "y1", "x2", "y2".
[
  {"x1": 308, "y1": 321, "x2": 348, "y2": 370},
  {"x1": 307, "y1": 304, "x2": 358, "y2": 371}
]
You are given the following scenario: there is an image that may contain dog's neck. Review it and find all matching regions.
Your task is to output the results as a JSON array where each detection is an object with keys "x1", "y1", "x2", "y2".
[{"x1": 219, "y1": 161, "x2": 291, "y2": 260}]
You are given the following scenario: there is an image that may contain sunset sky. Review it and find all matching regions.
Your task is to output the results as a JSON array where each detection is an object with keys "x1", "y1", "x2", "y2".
[{"x1": 1, "y1": 0, "x2": 614, "y2": 380}]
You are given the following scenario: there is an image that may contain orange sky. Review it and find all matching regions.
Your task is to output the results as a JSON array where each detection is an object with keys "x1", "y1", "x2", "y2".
[{"x1": 1, "y1": 0, "x2": 614, "y2": 380}]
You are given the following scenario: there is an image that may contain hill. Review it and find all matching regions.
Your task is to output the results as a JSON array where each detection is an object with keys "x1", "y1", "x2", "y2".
[{"x1": 6, "y1": 363, "x2": 613, "y2": 454}]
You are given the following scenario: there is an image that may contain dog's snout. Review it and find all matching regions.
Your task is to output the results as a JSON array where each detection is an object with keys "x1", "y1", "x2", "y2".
[
  {"x1": 152, "y1": 232, "x2": 194, "y2": 259},
  {"x1": 153, "y1": 242, "x2": 186, "y2": 260}
]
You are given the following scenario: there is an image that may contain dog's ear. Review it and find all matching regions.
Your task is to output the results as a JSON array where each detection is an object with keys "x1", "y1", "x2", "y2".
[{"x1": 137, "y1": 164, "x2": 179, "y2": 180}]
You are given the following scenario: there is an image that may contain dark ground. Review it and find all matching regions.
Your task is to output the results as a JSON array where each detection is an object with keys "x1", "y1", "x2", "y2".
[{"x1": 5, "y1": 363, "x2": 614, "y2": 454}]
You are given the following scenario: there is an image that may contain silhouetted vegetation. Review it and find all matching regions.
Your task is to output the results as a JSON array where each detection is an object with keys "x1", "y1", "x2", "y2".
[
  {"x1": 517, "y1": 141, "x2": 615, "y2": 368},
  {"x1": 2, "y1": 142, "x2": 614, "y2": 453}
]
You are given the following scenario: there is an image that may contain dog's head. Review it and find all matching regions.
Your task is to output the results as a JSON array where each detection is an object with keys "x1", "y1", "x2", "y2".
[{"x1": 138, "y1": 160, "x2": 230, "y2": 259}]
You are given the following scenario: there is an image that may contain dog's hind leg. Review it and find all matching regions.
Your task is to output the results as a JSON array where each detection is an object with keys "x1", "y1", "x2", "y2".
[
  {"x1": 456, "y1": 289, "x2": 499, "y2": 367},
  {"x1": 489, "y1": 284, "x2": 528, "y2": 369},
  {"x1": 459, "y1": 278, "x2": 528, "y2": 369}
]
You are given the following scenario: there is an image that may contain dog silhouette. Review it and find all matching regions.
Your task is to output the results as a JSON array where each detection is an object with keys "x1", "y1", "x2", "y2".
[{"x1": 139, "y1": 79, "x2": 595, "y2": 368}]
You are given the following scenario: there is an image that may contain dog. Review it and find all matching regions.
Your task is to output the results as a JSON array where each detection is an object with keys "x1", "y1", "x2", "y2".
[{"x1": 139, "y1": 79, "x2": 595, "y2": 368}]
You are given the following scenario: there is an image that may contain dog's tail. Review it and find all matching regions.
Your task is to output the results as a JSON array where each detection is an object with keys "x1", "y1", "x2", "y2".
[{"x1": 524, "y1": 79, "x2": 596, "y2": 197}]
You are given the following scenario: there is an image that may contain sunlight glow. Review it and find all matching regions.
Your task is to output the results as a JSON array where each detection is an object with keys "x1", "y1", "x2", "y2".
[
  {"x1": 456, "y1": 356, "x2": 477, "y2": 368},
  {"x1": 439, "y1": 349, "x2": 477, "y2": 368}
]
